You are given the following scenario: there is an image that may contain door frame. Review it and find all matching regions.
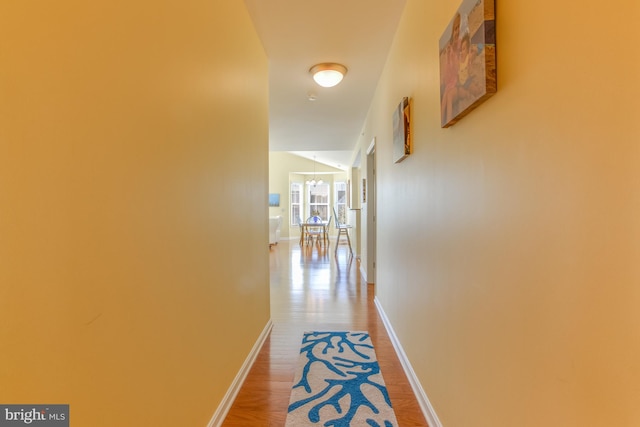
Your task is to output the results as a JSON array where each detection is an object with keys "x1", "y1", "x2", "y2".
[{"x1": 366, "y1": 138, "x2": 377, "y2": 285}]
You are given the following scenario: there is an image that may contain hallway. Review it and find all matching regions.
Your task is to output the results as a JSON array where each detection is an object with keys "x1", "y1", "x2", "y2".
[{"x1": 222, "y1": 240, "x2": 427, "y2": 426}]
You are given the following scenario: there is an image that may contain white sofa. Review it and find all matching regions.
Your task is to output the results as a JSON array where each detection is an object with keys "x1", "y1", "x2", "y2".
[{"x1": 269, "y1": 216, "x2": 282, "y2": 247}]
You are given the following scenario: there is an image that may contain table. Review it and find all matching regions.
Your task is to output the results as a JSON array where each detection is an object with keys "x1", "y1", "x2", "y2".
[{"x1": 300, "y1": 221, "x2": 329, "y2": 246}]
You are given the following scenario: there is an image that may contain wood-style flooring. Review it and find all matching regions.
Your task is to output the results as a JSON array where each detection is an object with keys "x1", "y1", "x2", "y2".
[{"x1": 221, "y1": 239, "x2": 428, "y2": 426}]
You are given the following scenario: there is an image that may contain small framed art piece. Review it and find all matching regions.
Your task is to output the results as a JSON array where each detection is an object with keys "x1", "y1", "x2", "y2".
[
  {"x1": 439, "y1": 0, "x2": 496, "y2": 128},
  {"x1": 362, "y1": 178, "x2": 367, "y2": 203},
  {"x1": 268, "y1": 193, "x2": 280, "y2": 207},
  {"x1": 392, "y1": 97, "x2": 411, "y2": 163}
]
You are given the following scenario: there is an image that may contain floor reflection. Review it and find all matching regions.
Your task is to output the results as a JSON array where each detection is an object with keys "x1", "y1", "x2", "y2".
[
  {"x1": 269, "y1": 239, "x2": 366, "y2": 327},
  {"x1": 222, "y1": 240, "x2": 427, "y2": 426}
]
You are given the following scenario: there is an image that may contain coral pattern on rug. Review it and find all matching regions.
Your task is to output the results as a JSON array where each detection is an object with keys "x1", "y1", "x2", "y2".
[{"x1": 285, "y1": 331, "x2": 398, "y2": 427}]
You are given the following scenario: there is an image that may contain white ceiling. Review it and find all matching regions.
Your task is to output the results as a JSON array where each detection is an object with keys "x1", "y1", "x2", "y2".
[{"x1": 243, "y1": 0, "x2": 407, "y2": 170}]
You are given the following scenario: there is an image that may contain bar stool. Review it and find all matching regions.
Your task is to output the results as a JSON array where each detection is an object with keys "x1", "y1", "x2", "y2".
[{"x1": 332, "y1": 207, "x2": 352, "y2": 254}]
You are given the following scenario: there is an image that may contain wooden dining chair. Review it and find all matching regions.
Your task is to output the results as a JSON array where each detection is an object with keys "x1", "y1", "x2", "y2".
[
  {"x1": 324, "y1": 215, "x2": 332, "y2": 244},
  {"x1": 306, "y1": 215, "x2": 324, "y2": 246},
  {"x1": 298, "y1": 216, "x2": 310, "y2": 246}
]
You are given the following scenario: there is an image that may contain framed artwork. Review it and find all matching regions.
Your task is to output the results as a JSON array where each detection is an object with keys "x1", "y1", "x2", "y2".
[
  {"x1": 392, "y1": 97, "x2": 411, "y2": 163},
  {"x1": 268, "y1": 193, "x2": 280, "y2": 207},
  {"x1": 362, "y1": 179, "x2": 367, "y2": 203},
  {"x1": 439, "y1": 0, "x2": 496, "y2": 128}
]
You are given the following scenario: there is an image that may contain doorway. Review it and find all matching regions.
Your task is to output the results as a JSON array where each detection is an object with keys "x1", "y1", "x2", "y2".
[{"x1": 366, "y1": 138, "x2": 377, "y2": 285}]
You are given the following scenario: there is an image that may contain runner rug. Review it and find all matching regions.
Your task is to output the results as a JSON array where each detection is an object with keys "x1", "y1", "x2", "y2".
[{"x1": 285, "y1": 331, "x2": 399, "y2": 427}]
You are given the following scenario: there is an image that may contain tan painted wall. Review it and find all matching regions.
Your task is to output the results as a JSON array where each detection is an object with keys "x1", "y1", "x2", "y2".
[
  {"x1": 0, "y1": 1, "x2": 269, "y2": 426},
  {"x1": 357, "y1": 0, "x2": 640, "y2": 425}
]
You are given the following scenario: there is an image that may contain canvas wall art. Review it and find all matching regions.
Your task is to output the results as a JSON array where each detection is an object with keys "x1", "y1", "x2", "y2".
[
  {"x1": 362, "y1": 178, "x2": 366, "y2": 203},
  {"x1": 269, "y1": 193, "x2": 280, "y2": 207},
  {"x1": 439, "y1": 0, "x2": 496, "y2": 128},
  {"x1": 392, "y1": 97, "x2": 411, "y2": 163}
]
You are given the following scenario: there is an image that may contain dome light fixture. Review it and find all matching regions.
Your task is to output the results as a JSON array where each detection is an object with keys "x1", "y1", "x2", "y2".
[{"x1": 309, "y1": 63, "x2": 347, "y2": 88}]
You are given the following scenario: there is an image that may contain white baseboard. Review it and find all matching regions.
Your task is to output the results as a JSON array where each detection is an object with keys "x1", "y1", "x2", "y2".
[
  {"x1": 207, "y1": 319, "x2": 273, "y2": 427},
  {"x1": 374, "y1": 297, "x2": 443, "y2": 427}
]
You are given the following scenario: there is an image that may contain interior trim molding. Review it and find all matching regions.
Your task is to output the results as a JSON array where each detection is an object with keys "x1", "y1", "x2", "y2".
[
  {"x1": 366, "y1": 136, "x2": 376, "y2": 155},
  {"x1": 207, "y1": 319, "x2": 273, "y2": 427},
  {"x1": 360, "y1": 264, "x2": 368, "y2": 284},
  {"x1": 374, "y1": 297, "x2": 443, "y2": 427}
]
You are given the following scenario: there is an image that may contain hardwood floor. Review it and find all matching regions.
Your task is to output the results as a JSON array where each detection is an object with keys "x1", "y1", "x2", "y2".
[{"x1": 221, "y1": 239, "x2": 428, "y2": 426}]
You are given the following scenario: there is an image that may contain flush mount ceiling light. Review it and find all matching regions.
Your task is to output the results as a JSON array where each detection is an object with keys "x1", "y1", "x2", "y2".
[{"x1": 309, "y1": 63, "x2": 347, "y2": 88}]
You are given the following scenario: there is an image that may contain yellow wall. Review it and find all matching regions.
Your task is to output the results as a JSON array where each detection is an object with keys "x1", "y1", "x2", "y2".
[
  {"x1": 0, "y1": 1, "x2": 269, "y2": 426},
  {"x1": 358, "y1": 0, "x2": 640, "y2": 425}
]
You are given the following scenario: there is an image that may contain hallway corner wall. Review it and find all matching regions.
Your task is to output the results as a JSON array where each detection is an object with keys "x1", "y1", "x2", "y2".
[
  {"x1": 0, "y1": 1, "x2": 270, "y2": 426},
  {"x1": 357, "y1": 0, "x2": 640, "y2": 425}
]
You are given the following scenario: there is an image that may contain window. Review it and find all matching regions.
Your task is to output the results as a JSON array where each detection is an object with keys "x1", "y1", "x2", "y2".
[
  {"x1": 290, "y1": 182, "x2": 302, "y2": 225},
  {"x1": 334, "y1": 181, "x2": 347, "y2": 224},
  {"x1": 308, "y1": 183, "x2": 329, "y2": 220}
]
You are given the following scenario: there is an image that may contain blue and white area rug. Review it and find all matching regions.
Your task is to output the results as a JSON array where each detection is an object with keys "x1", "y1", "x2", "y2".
[{"x1": 285, "y1": 331, "x2": 398, "y2": 427}]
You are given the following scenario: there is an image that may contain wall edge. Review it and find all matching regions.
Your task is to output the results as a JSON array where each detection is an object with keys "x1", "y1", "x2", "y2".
[
  {"x1": 207, "y1": 319, "x2": 274, "y2": 427},
  {"x1": 375, "y1": 297, "x2": 443, "y2": 427}
]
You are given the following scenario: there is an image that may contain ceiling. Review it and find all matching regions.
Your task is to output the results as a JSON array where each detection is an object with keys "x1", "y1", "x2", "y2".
[{"x1": 243, "y1": 0, "x2": 407, "y2": 171}]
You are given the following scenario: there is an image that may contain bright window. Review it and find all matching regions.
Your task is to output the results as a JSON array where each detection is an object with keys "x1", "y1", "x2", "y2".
[
  {"x1": 308, "y1": 183, "x2": 329, "y2": 220},
  {"x1": 290, "y1": 182, "x2": 302, "y2": 225},
  {"x1": 334, "y1": 181, "x2": 347, "y2": 224}
]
